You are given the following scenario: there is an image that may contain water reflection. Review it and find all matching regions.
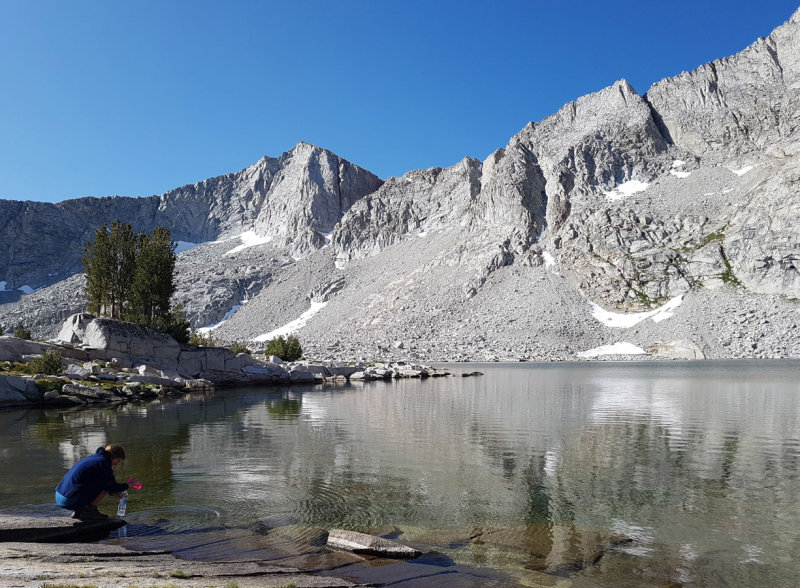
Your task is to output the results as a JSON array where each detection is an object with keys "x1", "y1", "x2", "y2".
[{"x1": 2, "y1": 361, "x2": 800, "y2": 586}]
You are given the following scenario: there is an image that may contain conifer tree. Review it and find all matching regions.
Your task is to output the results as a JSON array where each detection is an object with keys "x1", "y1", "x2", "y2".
[
  {"x1": 108, "y1": 220, "x2": 137, "y2": 319},
  {"x1": 127, "y1": 226, "x2": 176, "y2": 328},
  {"x1": 83, "y1": 224, "x2": 113, "y2": 316}
]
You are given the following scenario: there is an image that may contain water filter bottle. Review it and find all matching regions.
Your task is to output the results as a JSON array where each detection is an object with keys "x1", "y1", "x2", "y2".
[{"x1": 117, "y1": 491, "x2": 129, "y2": 517}]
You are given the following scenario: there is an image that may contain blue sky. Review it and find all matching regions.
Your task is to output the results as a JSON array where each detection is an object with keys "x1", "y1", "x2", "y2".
[{"x1": 1, "y1": 1, "x2": 797, "y2": 203}]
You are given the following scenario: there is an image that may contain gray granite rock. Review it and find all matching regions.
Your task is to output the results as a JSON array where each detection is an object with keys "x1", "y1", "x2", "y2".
[
  {"x1": 327, "y1": 529, "x2": 421, "y2": 559},
  {"x1": 0, "y1": 374, "x2": 39, "y2": 407}
]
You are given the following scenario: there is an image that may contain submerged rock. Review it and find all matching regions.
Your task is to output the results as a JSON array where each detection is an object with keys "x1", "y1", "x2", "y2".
[{"x1": 327, "y1": 529, "x2": 421, "y2": 559}]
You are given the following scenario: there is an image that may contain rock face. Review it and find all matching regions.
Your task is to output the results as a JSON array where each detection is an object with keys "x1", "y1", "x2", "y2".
[{"x1": 2, "y1": 8, "x2": 800, "y2": 362}]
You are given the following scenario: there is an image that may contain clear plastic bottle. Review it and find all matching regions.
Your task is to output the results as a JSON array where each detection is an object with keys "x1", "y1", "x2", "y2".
[{"x1": 117, "y1": 491, "x2": 129, "y2": 517}]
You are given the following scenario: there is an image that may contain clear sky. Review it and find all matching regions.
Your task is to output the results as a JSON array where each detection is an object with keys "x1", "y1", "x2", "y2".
[{"x1": 1, "y1": 1, "x2": 797, "y2": 203}]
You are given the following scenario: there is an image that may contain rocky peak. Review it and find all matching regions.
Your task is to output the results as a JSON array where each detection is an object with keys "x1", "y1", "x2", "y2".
[
  {"x1": 645, "y1": 9, "x2": 800, "y2": 158},
  {"x1": 251, "y1": 142, "x2": 384, "y2": 256}
]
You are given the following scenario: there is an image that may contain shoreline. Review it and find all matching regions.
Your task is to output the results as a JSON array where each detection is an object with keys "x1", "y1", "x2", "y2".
[{"x1": 0, "y1": 510, "x2": 524, "y2": 588}]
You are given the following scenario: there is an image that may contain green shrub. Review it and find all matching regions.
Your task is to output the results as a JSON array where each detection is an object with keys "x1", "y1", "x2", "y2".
[
  {"x1": 188, "y1": 331, "x2": 215, "y2": 347},
  {"x1": 25, "y1": 349, "x2": 63, "y2": 375},
  {"x1": 160, "y1": 305, "x2": 191, "y2": 344},
  {"x1": 229, "y1": 341, "x2": 251, "y2": 355},
  {"x1": 265, "y1": 335, "x2": 303, "y2": 362},
  {"x1": 14, "y1": 324, "x2": 32, "y2": 340},
  {"x1": 34, "y1": 378, "x2": 64, "y2": 394},
  {"x1": 169, "y1": 570, "x2": 189, "y2": 578}
]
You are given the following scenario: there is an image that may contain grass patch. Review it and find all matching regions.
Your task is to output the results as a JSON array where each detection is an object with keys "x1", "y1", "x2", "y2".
[
  {"x1": 720, "y1": 247, "x2": 742, "y2": 286},
  {"x1": 35, "y1": 378, "x2": 65, "y2": 394},
  {"x1": 169, "y1": 570, "x2": 190, "y2": 578},
  {"x1": 699, "y1": 229, "x2": 725, "y2": 247}
]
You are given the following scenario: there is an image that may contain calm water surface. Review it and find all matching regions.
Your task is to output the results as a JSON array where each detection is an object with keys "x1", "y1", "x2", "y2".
[{"x1": 2, "y1": 360, "x2": 799, "y2": 586}]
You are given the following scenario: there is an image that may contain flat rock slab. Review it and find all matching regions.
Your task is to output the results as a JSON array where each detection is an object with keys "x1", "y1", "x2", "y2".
[
  {"x1": 327, "y1": 529, "x2": 421, "y2": 559},
  {"x1": 0, "y1": 512, "x2": 125, "y2": 543},
  {"x1": 0, "y1": 541, "x2": 356, "y2": 587}
]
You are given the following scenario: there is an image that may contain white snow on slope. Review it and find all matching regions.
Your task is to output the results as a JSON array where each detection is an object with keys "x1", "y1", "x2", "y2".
[
  {"x1": 196, "y1": 304, "x2": 243, "y2": 334},
  {"x1": 176, "y1": 241, "x2": 203, "y2": 253},
  {"x1": 670, "y1": 160, "x2": 691, "y2": 178},
  {"x1": 225, "y1": 231, "x2": 273, "y2": 256},
  {"x1": 730, "y1": 165, "x2": 754, "y2": 176},
  {"x1": 591, "y1": 294, "x2": 684, "y2": 328},
  {"x1": 577, "y1": 342, "x2": 648, "y2": 357},
  {"x1": 0, "y1": 281, "x2": 36, "y2": 294},
  {"x1": 604, "y1": 179, "x2": 649, "y2": 201},
  {"x1": 542, "y1": 251, "x2": 555, "y2": 267},
  {"x1": 253, "y1": 301, "x2": 328, "y2": 342}
]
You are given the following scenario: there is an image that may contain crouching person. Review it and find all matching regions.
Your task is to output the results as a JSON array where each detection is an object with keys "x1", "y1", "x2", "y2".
[{"x1": 55, "y1": 444, "x2": 130, "y2": 521}]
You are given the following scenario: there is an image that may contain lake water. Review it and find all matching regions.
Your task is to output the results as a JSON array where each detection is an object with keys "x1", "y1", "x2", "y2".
[{"x1": 2, "y1": 360, "x2": 800, "y2": 586}]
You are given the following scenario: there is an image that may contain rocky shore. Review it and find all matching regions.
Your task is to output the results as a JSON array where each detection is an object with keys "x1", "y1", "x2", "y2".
[{"x1": 0, "y1": 313, "x2": 452, "y2": 408}]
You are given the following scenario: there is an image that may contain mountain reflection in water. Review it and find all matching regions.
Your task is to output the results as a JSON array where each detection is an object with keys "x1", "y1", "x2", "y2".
[{"x1": 2, "y1": 360, "x2": 799, "y2": 587}]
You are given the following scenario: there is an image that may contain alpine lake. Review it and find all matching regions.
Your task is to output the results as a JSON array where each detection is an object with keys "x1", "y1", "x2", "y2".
[{"x1": 2, "y1": 360, "x2": 799, "y2": 587}]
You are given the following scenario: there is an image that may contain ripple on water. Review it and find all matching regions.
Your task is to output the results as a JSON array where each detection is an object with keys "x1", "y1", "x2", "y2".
[{"x1": 123, "y1": 505, "x2": 221, "y2": 534}]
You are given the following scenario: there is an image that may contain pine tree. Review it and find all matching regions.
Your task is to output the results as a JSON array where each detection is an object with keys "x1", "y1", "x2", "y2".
[
  {"x1": 108, "y1": 220, "x2": 137, "y2": 319},
  {"x1": 127, "y1": 226, "x2": 176, "y2": 328},
  {"x1": 83, "y1": 225, "x2": 113, "y2": 316}
]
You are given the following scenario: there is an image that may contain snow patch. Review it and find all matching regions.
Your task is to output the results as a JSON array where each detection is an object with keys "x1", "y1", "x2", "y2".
[
  {"x1": 253, "y1": 301, "x2": 328, "y2": 342},
  {"x1": 542, "y1": 251, "x2": 555, "y2": 268},
  {"x1": 321, "y1": 232, "x2": 334, "y2": 247},
  {"x1": 225, "y1": 231, "x2": 273, "y2": 256},
  {"x1": 590, "y1": 295, "x2": 684, "y2": 328},
  {"x1": 577, "y1": 342, "x2": 648, "y2": 358},
  {"x1": 604, "y1": 179, "x2": 649, "y2": 201},
  {"x1": 417, "y1": 231, "x2": 428, "y2": 238},
  {"x1": 670, "y1": 160, "x2": 691, "y2": 178},
  {"x1": 17, "y1": 285, "x2": 35, "y2": 295},
  {"x1": 0, "y1": 281, "x2": 7, "y2": 291},
  {"x1": 196, "y1": 303, "x2": 243, "y2": 333},
  {"x1": 730, "y1": 165, "x2": 754, "y2": 176},
  {"x1": 175, "y1": 241, "x2": 203, "y2": 253}
]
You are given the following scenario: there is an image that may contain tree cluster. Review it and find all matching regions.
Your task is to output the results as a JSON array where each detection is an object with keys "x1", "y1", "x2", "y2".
[{"x1": 82, "y1": 221, "x2": 189, "y2": 343}]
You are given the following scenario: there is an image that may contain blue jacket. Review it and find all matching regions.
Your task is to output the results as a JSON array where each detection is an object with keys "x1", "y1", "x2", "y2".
[{"x1": 55, "y1": 447, "x2": 129, "y2": 507}]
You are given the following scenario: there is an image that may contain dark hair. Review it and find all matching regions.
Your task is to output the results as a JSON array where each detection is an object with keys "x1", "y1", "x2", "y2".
[{"x1": 104, "y1": 444, "x2": 126, "y2": 461}]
